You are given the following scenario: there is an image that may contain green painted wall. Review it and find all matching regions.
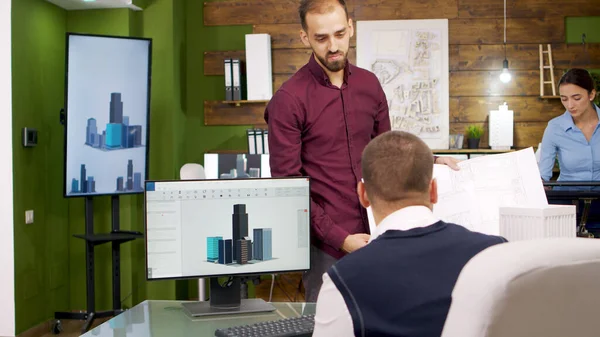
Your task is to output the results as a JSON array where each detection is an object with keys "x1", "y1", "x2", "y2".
[
  {"x1": 67, "y1": 8, "x2": 130, "y2": 35},
  {"x1": 566, "y1": 16, "x2": 600, "y2": 44},
  {"x1": 184, "y1": 0, "x2": 253, "y2": 164},
  {"x1": 136, "y1": 0, "x2": 187, "y2": 301},
  {"x1": 11, "y1": 0, "x2": 70, "y2": 333},
  {"x1": 64, "y1": 0, "x2": 190, "y2": 308},
  {"x1": 11, "y1": 0, "x2": 188, "y2": 332},
  {"x1": 565, "y1": 17, "x2": 600, "y2": 81}
]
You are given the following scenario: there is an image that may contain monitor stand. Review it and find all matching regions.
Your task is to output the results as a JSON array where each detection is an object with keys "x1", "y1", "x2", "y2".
[{"x1": 182, "y1": 277, "x2": 276, "y2": 317}]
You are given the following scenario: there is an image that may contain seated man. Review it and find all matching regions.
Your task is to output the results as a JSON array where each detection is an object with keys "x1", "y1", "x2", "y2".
[{"x1": 312, "y1": 131, "x2": 507, "y2": 337}]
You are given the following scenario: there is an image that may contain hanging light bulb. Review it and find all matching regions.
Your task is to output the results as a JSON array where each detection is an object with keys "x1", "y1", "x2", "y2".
[
  {"x1": 500, "y1": 59, "x2": 511, "y2": 83},
  {"x1": 499, "y1": 0, "x2": 512, "y2": 83}
]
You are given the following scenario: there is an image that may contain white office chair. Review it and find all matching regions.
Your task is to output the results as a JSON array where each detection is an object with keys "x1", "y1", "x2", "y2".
[
  {"x1": 180, "y1": 163, "x2": 207, "y2": 301},
  {"x1": 441, "y1": 238, "x2": 600, "y2": 337}
]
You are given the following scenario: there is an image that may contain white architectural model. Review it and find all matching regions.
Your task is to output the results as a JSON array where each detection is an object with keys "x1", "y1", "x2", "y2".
[
  {"x1": 357, "y1": 19, "x2": 450, "y2": 149},
  {"x1": 489, "y1": 102, "x2": 514, "y2": 150},
  {"x1": 245, "y1": 34, "x2": 273, "y2": 100}
]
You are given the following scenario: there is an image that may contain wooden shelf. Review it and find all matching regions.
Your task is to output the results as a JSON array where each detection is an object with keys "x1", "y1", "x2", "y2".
[
  {"x1": 207, "y1": 149, "x2": 515, "y2": 155},
  {"x1": 204, "y1": 100, "x2": 268, "y2": 127},
  {"x1": 540, "y1": 95, "x2": 560, "y2": 99},
  {"x1": 205, "y1": 149, "x2": 248, "y2": 154},
  {"x1": 222, "y1": 100, "x2": 269, "y2": 107}
]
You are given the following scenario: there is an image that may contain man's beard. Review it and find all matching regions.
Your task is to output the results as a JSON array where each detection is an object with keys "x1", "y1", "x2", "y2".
[{"x1": 317, "y1": 51, "x2": 347, "y2": 72}]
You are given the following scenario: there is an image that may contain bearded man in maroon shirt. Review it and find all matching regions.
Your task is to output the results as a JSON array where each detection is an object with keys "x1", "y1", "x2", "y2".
[{"x1": 264, "y1": 0, "x2": 459, "y2": 301}]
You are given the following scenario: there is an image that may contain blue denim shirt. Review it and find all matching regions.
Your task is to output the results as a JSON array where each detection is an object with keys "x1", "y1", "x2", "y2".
[{"x1": 538, "y1": 104, "x2": 600, "y2": 181}]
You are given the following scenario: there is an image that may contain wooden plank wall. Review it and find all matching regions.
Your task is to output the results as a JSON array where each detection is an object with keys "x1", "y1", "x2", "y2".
[{"x1": 202, "y1": 0, "x2": 600, "y2": 149}]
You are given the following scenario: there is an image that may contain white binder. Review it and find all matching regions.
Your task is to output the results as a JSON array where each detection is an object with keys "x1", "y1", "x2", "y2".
[{"x1": 245, "y1": 34, "x2": 273, "y2": 100}]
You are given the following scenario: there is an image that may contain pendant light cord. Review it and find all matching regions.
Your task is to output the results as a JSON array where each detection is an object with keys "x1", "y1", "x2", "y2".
[{"x1": 503, "y1": 0, "x2": 507, "y2": 60}]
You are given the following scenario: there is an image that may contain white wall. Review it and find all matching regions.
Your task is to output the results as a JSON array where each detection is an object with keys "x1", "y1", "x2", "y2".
[{"x1": 0, "y1": 0, "x2": 15, "y2": 336}]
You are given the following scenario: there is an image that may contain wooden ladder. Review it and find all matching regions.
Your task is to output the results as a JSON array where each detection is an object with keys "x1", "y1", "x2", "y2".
[{"x1": 539, "y1": 44, "x2": 557, "y2": 98}]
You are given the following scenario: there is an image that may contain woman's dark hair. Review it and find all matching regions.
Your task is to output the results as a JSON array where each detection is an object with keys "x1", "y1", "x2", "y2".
[{"x1": 558, "y1": 68, "x2": 595, "y2": 93}]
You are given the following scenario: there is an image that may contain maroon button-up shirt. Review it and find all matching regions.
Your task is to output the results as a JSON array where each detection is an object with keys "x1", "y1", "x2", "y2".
[{"x1": 265, "y1": 54, "x2": 391, "y2": 260}]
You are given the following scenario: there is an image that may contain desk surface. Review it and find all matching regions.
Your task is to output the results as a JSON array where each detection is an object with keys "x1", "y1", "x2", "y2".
[
  {"x1": 432, "y1": 149, "x2": 514, "y2": 154},
  {"x1": 544, "y1": 184, "x2": 600, "y2": 199},
  {"x1": 81, "y1": 300, "x2": 316, "y2": 336}
]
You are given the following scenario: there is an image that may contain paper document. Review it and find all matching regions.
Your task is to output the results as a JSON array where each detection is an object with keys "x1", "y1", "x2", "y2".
[
  {"x1": 367, "y1": 148, "x2": 548, "y2": 237},
  {"x1": 433, "y1": 147, "x2": 547, "y2": 235}
]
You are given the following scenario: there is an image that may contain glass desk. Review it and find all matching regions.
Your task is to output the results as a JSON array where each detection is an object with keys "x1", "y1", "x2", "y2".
[{"x1": 81, "y1": 300, "x2": 316, "y2": 336}]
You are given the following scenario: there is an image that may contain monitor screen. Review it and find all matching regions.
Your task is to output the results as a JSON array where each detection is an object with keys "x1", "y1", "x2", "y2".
[
  {"x1": 144, "y1": 177, "x2": 311, "y2": 280},
  {"x1": 63, "y1": 33, "x2": 151, "y2": 197}
]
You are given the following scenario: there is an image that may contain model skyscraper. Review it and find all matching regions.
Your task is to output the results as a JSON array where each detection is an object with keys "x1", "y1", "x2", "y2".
[
  {"x1": 84, "y1": 92, "x2": 144, "y2": 151},
  {"x1": 70, "y1": 164, "x2": 97, "y2": 194},
  {"x1": 208, "y1": 203, "x2": 273, "y2": 266},
  {"x1": 253, "y1": 228, "x2": 272, "y2": 261},
  {"x1": 237, "y1": 238, "x2": 251, "y2": 265},
  {"x1": 218, "y1": 239, "x2": 233, "y2": 264},
  {"x1": 232, "y1": 204, "x2": 249, "y2": 262},
  {"x1": 219, "y1": 154, "x2": 260, "y2": 179},
  {"x1": 207, "y1": 236, "x2": 222, "y2": 262}
]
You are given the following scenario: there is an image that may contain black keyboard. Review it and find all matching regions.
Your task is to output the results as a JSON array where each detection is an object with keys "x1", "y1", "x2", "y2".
[{"x1": 214, "y1": 314, "x2": 315, "y2": 337}]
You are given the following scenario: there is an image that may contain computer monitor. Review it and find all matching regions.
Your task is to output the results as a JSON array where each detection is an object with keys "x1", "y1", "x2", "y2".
[
  {"x1": 144, "y1": 177, "x2": 311, "y2": 317},
  {"x1": 63, "y1": 33, "x2": 151, "y2": 197}
]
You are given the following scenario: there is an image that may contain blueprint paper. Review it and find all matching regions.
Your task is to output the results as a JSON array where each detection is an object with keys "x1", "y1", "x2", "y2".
[
  {"x1": 366, "y1": 148, "x2": 548, "y2": 237},
  {"x1": 432, "y1": 147, "x2": 548, "y2": 235},
  {"x1": 356, "y1": 19, "x2": 450, "y2": 149}
]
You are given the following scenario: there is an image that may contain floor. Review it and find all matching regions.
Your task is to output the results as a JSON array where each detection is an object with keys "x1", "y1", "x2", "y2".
[{"x1": 34, "y1": 273, "x2": 304, "y2": 337}]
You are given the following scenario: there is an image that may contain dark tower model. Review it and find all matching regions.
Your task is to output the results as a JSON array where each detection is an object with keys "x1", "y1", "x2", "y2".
[
  {"x1": 80, "y1": 164, "x2": 87, "y2": 193},
  {"x1": 218, "y1": 239, "x2": 233, "y2": 264},
  {"x1": 232, "y1": 204, "x2": 248, "y2": 262},
  {"x1": 126, "y1": 159, "x2": 133, "y2": 190},
  {"x1": 109, "y1": 92, "x2": 124, "y2": 124},
  {"x1": 253, "y1": 228, "x2": 263, "y2": 261}
]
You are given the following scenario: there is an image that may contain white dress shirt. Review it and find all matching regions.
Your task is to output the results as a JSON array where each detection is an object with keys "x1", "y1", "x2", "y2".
[{"x1": 312, "y1": 206, "x2": 440, "y2": 337}]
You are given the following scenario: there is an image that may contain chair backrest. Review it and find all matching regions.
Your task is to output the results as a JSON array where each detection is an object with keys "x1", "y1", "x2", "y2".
[
  {"x1": 441, "y1": 238, "x2": 600, "y2": 337},
  {"x1": 180, "y1": 163, "x2": 205, "y2": 180}
]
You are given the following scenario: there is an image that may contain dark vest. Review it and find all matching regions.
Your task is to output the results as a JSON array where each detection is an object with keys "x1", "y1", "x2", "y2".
[{"x1": 327, "y1": 221, "x2": 506, "y2": 337}]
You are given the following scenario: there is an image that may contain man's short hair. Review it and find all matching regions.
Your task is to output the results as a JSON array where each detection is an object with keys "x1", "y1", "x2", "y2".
[
  {"x1": 361, "y1": 131, "x2": 434, "y2": 203},
  {"x1": 298, "y1": 0, "x2": 349, "y2": 32}
]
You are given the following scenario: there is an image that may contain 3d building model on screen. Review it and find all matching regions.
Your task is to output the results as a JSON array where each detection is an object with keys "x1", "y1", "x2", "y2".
[
  {"x1": 64, "y1": 34, "x2": 150, "y2": 198},
  {"x1": 85, "y1": 93, "x2": 144, "y2": 151},
  {"x1": 206, "y1": 204, "x2": 273, "y2": 266},
  {"x1": 219, "y1": 154, "x2": 261, "y2": 179},
  {"x1": 70, "y1": 159, "x2": 143, "y2": 194}
]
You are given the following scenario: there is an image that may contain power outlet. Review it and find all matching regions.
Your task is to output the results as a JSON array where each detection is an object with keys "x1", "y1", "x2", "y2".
[{"x1": 25, "y1": 210, "x2": 34, "y2": 224}]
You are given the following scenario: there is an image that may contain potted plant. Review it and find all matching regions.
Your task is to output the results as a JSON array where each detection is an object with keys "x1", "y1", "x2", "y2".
[{"x1": 465, "y1": 125, "x2": 484, "y2": 149}]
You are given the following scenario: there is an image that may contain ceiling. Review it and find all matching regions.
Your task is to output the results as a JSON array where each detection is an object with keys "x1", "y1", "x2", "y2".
[{"x1": 46, "y1": 0, "x2": 142, "y2": 11}]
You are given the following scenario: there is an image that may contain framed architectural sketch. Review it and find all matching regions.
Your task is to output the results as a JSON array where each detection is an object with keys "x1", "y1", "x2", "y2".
[{"x1": 356, "y1": 19, "x2": 449, "y2": 149}]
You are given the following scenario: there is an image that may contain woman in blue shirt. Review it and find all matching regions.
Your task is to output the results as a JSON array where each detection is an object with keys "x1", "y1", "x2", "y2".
[
  {"x1": 539, "y1": 69, "x2": 600, "y2": 236},
  {"x1": 539, "y1": 68, "x2": 599, "y2": 182}
]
